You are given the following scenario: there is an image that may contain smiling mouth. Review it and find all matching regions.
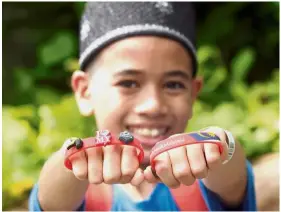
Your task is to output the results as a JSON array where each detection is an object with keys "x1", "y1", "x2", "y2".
[
  {"x1": 125, "y1": 126, "x2": 170, "y2": 147},
  {"x1": 127, "y1": 127, "x2": 168, "y2": 137}
]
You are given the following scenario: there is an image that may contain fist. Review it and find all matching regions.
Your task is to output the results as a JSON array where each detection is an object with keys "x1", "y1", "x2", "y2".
[
  {"x1": 144, "y1": 126, "x2": 229, "y2": 188},
  {"x1": 63, "y1": 132, "x2": 144, "y2": 186}
]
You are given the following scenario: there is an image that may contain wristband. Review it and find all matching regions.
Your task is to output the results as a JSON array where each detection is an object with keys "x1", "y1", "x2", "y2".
[
  {"x1": 64, "y1": 130, "x2": 144, "y2": 170},
  {"x1": 150, "y1": 132, "x2": 223, "y2": 170},
  {"x1": 222, "y1": 130, "x2": 235, "y2": 164}
]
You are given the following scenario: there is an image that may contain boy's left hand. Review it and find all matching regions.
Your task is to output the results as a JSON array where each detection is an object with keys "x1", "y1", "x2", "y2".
[{"x1": 144, "y1": 126, "x2": 229, "y2": 188}]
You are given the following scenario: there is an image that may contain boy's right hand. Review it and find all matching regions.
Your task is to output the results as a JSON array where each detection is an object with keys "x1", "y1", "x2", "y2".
[{"x1": 66, "y1": 145, "x2": 144, "y2": 186}]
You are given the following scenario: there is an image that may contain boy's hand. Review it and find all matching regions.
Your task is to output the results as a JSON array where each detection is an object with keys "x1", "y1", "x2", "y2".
[
  {"x1": 144, "y1": 126, "x2": 229, "y2": 188},
  {"x1": 66, "y1": 145, "x2": 144, "y2": 186}
]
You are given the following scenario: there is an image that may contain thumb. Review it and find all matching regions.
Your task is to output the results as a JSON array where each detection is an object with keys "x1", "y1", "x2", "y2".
[
  {"x1": 130, "y1": 168, "x2": 145, "y2": 186},
  {"x1": 143, "y1": 166, "x2": 160, "y2": 183}
]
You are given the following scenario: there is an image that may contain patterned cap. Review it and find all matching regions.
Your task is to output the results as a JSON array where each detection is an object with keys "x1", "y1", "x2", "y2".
[{"x1": 79, "y1": 2, "x2": 197, "y2": 75}]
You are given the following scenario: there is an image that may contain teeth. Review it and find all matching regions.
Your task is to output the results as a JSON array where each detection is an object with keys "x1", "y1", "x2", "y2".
[
  {"x1": 151, "y1": 129, "x2": 159, "y2": 137},
  {"x1": 130, "y1": 128, "x2": 166, "y2": 137}
]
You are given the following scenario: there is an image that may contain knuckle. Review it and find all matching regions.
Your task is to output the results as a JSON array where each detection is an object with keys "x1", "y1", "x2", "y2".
[
  {"x1": 88, "y1": 170, "x2": 103, "y2": 184},
  {"x1": 205, "y1": 144, "x2": 219, "y2": 153},
  {"x1": 103, "y1": 172, "x2": 121, "y2": 184},
  {"x1": 89, "y1": 176, "x2": 103, "y2": 184},
  {"x1": 173, "y1": 165, "x2": 196, "y2": 186},
  {"x1": 88, "y1": 165, "x2": 103, "y2": 183},
  {"x1": 75, "y1": 171, "x2": 88, "y2": 180},
  {"x1": 155, "y1": 163, "x2": 169, "y2": 176},
  {"x1": 122, "y1": 169, "x2": 135, "y2": 180},
  {"x1": 207, "y1": 154, "x2": 220, "y2": 165},
  {"x1": 192, "y1": 166, "x2": 207, "y2": 178},
  {"x1": 173, "y1": 164, "x2": 190, "y2": 179},
  {"x1": 119, "y1": 176, "x2": 133, "y2": 184}
]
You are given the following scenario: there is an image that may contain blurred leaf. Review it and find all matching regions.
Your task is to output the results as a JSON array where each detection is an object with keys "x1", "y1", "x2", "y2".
[
  {"x1": 4, "y1": 104, "x2": 36, "y2": 120},
  {"x1": 35, "y1": 87, "x2": 61, "y2": 104},
  {"x1": 230, "y1": 82, "x2": 249, "y2": 106},
  {"x1": 231, "y1": 48, "x2": 256, "y2": 82},
  {"x1": 272, "y1": 138, "x2": 279, "y2": 152},
  {"x1": 14, "y1": 69, "x2": 34, "y2": 92},
  {"x1": 247, "y1": 106, "x2": 279, "y2": 130},
  {"x1": 3, "y1": 108, "x2": 37, "y2": 153},
  {"x1": 64, "y1": 58, "x2": 79, "y2": 72},
  {"x1": 253, "y1": 127, "x2": 276, "y2": 143},
  {"x1": 197, "y1": 3, "x2": 245, "y2": 44},
  {"x1": 197, "y1": 45, "x2": 220, "y2": 65},
  {"x1": 202, "y1": 66, "x2": 227, "y2": 92},
  {"x1": 10, "y1": 178, "x2": 34, "y2": 197},
  {"x1": 39, "y1": 32, "x2": 75, "y2": 66},
  {"x1": 36, "y1": 95, "x2": 94, "y2": 157}
]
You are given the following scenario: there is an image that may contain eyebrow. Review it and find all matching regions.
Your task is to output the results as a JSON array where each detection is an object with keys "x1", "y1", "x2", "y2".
[
  {"x1": 113, "y1": 69, "x2": 142, "y2": 77},
  {"x1": 113, "y1": 69, "x2": 191, "y2": 80},
  {"x1": 164, "y1": 70, "x2": 191, "y2": 81}
]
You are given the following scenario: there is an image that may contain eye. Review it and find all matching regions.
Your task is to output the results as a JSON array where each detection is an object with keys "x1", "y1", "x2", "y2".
[
  {"x1": 165, "y1": 81, "x2": 186, "y2": 90},
  {"x1": 117, "y1": 80, "x2": 139, "y2": 88}
]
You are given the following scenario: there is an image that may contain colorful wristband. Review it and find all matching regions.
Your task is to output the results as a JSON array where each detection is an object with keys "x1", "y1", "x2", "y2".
[
  {"x1": 64, "y1": 130, "x2": 144, "y2": 170},
  {"x1": 150, "y1": 132, "x2": 224, "y2": 170}
]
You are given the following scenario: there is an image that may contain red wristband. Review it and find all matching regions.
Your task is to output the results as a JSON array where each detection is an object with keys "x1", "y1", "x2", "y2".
[
  {"x1": 64, "y1": 130, "x2": 144, "y2": 170},
  {"x1": 150, "y1": 132, "x2": 223, "y2": 170}
]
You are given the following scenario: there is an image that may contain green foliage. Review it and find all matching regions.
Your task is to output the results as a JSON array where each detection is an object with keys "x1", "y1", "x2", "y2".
[
  {"x1": 3, "y1": 96, "x2": 94, "y2": 209},
  {"x1": 188, "y1": 45, "x2": 279, "y2": 159},
  {"x1": 39, "y1": 31, "x2": 76, "y2": 67},
  {"x1": 231, "y1": 48, "x2": 256, "y2": 82}
]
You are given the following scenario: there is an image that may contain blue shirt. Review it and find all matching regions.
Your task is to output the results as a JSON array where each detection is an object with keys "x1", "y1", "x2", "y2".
[{"x1": 29, "y1": 160, "x2": 256, "y2": 211}]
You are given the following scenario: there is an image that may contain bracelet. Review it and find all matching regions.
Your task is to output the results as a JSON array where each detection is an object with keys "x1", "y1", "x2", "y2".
[
  {"x1": 64, "y1": 130, "x2": 144, "y2": 170},
  {"x1": 222, "y1": 130, "x2": 236, "y2": 164},
  {"x1": 149, "y1": 132, "x2": 224, "y2": 170}
]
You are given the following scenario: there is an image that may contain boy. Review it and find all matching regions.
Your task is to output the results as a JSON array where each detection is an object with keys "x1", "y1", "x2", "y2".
[{"x1": 29, "y1": 2, "x2": 257, "y2": 211}]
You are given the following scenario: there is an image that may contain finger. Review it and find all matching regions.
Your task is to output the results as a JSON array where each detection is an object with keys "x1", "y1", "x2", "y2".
[
  {"x1": 204, "y1": 143, "x2": 221, "y2": 171},
  {"x1": 186, "y1": 144, "x2": 208, "y2": 179},
  {"x1": 130, "y1": 168, "x2": 145, "y2": 186},
  {"x1": 151, "y1": 169, "x2": 160, "y2": 180},
  {"x1": 103, "y1": 145, "x2": 122, "y2": 184},
  {"x1": 86, "y1": 147, "x2": 103, "y2": 184},
  {"x1": 201, "y1": 126, "x2": 228, "y2": 161},
  {"x1": 168, "y1": 147, "x2": 195, "y2": 186},
  {"x1": 153, "y1": 152, "x2": 180, "y2": 188},
  {"x1": 120, "y1": 146, "x2": 139, "y2": 184},
  {"x1": 70, "y1": 151, "x2": 88, "y2": 181},
  {"x1": 144, "y1": 166, "x2": 160, "y2": 183}
]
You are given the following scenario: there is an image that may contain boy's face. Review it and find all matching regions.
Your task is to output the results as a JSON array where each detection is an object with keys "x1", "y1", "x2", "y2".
[{"x1": 72, "y1": 36, "x2": 202, "y2": 165}]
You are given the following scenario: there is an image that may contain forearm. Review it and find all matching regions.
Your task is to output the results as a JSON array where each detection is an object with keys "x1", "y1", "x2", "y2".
[
  {"x1": 202, "y1": 140, "x2": 247, "y2": 205},
  {"x1": 38, "y1": 150, "x2": 89, "y2": 210}
]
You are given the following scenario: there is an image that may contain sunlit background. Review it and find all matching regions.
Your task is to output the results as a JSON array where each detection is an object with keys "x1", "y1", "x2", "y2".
[{"x1": 2, "y1": 2, "x2": 279, "y2": 210}]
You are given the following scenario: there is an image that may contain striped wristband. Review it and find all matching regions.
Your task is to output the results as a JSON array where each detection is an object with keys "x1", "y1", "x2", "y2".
[{"x1": 222, "y1": 130, "x2": 236, "y2": 164}]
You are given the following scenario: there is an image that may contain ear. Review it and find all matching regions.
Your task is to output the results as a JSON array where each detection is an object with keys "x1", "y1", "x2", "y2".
[
  {"x1": 71, "y1": 70, "x2": 94, "y2": 116},
  {"x1": 191, "y1": 76, "x2": 203, "y2": 103}
]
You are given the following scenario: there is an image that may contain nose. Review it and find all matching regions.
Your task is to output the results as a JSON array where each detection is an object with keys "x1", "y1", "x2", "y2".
[{"x1": 134, "y1": 87, "x2": 168, "y2": 118}]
